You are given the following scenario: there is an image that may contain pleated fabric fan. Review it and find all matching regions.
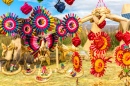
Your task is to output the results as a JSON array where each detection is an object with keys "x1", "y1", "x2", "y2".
[
  {"x1": 0, "y1": 13, "x2": 21, "y2": 36},
  {"x1": 30, "y1": 6, "x2": 54, "y2": 35}
]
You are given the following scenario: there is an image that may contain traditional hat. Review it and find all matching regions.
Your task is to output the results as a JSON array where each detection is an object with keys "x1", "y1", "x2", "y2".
[{"x1": 121, "y1": 4, "x2": 130, "y2": 19}]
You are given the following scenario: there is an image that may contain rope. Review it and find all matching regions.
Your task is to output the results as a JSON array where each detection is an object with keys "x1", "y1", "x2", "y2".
[
  {"x1": 96, "y1": 0, "x2": 107, "y2": 8},
  {"x1": 101, "y1": 0, "x2": 107, "y2": 8},
  {"x1": 96, "y1": 0, "x2": 101, "y2": 8}
]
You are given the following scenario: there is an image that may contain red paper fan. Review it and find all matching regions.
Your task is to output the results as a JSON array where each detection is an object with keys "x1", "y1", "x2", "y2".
[
  {"x1": 115, "y1": 46, "x2": 123, "y2": 66},
  {"x1": 72, "y1": 52, "x2": 82, "y2": 72},
  {"x1": 90, "y1": 32, "x2": 111, "y2": 54},
  {"x1": 121, "y1": 51, "x2": 130, "y2": 68},
  {"x1": 90, "y1": 55, "x2": 112, "y2": 77}
]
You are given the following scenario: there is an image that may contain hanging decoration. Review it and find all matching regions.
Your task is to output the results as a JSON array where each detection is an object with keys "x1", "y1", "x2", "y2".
[
  {"x1": 72, "y1": 34, "x2": 81, "y2": 47},
  {"x1": 88, "y1": 31, "x2": 95, "y2": 40},
  {"x1": 0, "y1": 13, "x2": 20, "y2": 36},
  {"x1": 64, "y1": 0, "x2": 75, "y2": 5},
  {"x1": 115, "y1": 30, "x2": 123, "y2": 42},
  {"x1": 62, "y1": 13, "x2": 81, "y2": 34},
  {"x1": 54, "y1": 0, "x2": 65, "y2": 13},
  {"x1": 2, "y1": 0, "x2": 14, "y2": 6},
  {"x1": 30, "y1": 6, "x2": 54, "y2": 35},
  {"x1": 20, "y1": 19, "x2": 33, "y2": 38},
  {"x1": 90, "y1": 32, "x2": 111, "y2": 54},
  {"x1": 90, "y1": 55, "x2": 112, "y2": 77},
  {"x1": 122, "y1": 32, "x2": 130, "y2": 45},
  {"x1": 72, "y1": 52, "x2": 82, "y2": 72},
  {"x1": 20, "y1": 2, "x2": 33, "y2": 15},
  {"x1": 37, "y1": 0, "x2": 43, "y2": 3}
]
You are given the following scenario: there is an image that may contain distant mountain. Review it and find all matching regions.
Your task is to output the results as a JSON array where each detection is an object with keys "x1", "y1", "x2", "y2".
[{"x1": 82, "y1": 23, "x2": 119, "y2": 33}]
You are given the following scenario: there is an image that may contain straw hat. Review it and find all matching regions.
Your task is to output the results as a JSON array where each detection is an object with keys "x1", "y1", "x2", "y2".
[
  {"x1": 122, "y1": 4, "x2": 130, "y2": 14},
  {"x1": 122, "y1": 4, "x2": 130, "y2": 19}
]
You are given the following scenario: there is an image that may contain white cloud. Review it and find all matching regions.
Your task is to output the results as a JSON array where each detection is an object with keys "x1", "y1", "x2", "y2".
[
  {"x1": 53, "y1": 0, "x2": 130, "y2": 25},
  {"x1": 54, "y1": 10, "x2": 90, "y2": 19}
]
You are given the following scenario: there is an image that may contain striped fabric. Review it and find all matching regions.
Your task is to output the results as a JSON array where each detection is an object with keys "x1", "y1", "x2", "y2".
[{"x1": 122, "y1": 13, "x2": 130, "y2": 19}]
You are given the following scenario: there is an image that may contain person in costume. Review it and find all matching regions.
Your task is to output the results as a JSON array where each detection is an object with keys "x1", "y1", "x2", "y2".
[
  {"x1": 26, "y1": 64, "x2": 31, "y2": 73},
  {"x1": 41, "y1": 66, "x2": 48, "y2": 76},
  {"x1": 10, "y1": 64, "x2": 15, "y2": 72},
  {"x1": 61, "y1": 63, "x2": 65, "y2": 69},
  {"x1": 70, "y1": 70, "x2": 76, "y2": 77}
]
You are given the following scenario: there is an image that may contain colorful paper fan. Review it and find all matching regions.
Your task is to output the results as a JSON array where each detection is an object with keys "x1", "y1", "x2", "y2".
[
  {"x1": 46, "y1": 33, "x2": 58, "y2": 51},
  {"x1": 0, "y1": 13, "x2": 20, "y2": 36},
  {"x1": 20, "y1": 19, "x2": 33, "y2": 38},
  {"x1": 30, "y1": 6, "x2": 54, "y2": 35},
  {"x1": 56, "y1": 23, "x2": 67, "y2": 37},
  {"x1": 62, "y1": 13, "x2": 81, "y2": 34},
  {"x1": 115, "y1": 46, "x2": 124, "y2": 66},
  {"x1": 121, "y1": 51, "x2": 130, "y2": 67},
  {"x1": 90, "y1": 55, "x2": 112, "y2": 77},
  {"x1": 25, "y1": 35, "x2": 41, "y2": 52},
  {"x1": 90, "y1": 32, "x2": 111, "y2": 54},
  {"x1": 72, "y1": 52, "x2": 82, "y2": 72}
]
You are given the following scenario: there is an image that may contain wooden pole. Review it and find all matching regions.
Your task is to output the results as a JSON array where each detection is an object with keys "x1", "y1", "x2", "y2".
[
  {"x1": 0, "y1": 62, "x2": 1, "y2": 72},
  {"x1": 56, "y1": 44, "x2": 59, "y2": 69},
  {"x1": 76, "y1": 78, "x2": 79, "y2": 86}
]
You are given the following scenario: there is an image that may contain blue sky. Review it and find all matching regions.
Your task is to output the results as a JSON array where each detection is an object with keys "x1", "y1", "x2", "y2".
[
  {"x1": 0, "y1": 0, "x2": 130, "y2": 24},
  {"x1": 0, "y1": 0, "x2": 64, "y2": 18}
]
